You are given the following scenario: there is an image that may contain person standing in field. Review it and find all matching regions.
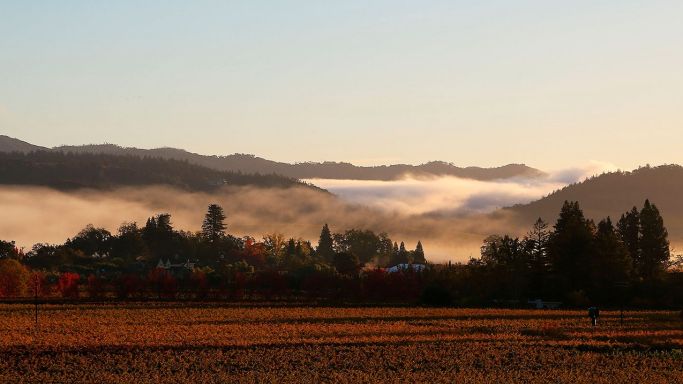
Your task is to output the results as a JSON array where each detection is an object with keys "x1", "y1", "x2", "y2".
[{"x1": 588, "y1": 306, "x2": 599, "y2": 327}]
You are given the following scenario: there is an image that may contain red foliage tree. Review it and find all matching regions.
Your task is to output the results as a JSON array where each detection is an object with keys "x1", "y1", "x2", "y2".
[
  {"x1": 87, "y1": 274, "x2": 106, "y2": 299},
  {"x1": 190, "y1": 270, "x2": 209, "y2": 299},
  {"x1": 231, "y1": 271, "x2": 247, "y2": 300},
  {"x1": 58, "y1": 272, "x2": 80, "y2": 299},
  {"x1": 300, "y1": 271, "x2": 335, "y2": 299},
  {"x1": 251, "y1": 270, "x2": 288, "y2": 300},
  {"x1": 116, "y1": 274, "x2": 145, "y2": 299},
  {"x1": 148, "y1": 268, "x2": 177, "y2": 299},
  {"x1": 363, "y1": 268, "x2": 392, "y2": 301}
]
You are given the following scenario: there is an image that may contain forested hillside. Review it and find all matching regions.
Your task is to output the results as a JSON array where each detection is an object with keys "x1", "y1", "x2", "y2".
[
  {"x1": 57, "y1": 144, "x2": 545, "y2": 181},
  {"x1": 0, "y1": 136, "x2": 544, "y2": 181},
  {"x1": 0, "y1": 135, "x2": 46, "y2": 153},
  {"x1": 506, "y1": 165, "x2": 683, "y2": 240},
  {"x1": 0, "y1": 151, "x2": 315, "y2": 191}
]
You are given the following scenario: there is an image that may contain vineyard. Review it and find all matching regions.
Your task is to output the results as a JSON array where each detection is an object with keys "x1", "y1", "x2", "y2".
[{"x1": 1, "y1": 304, "x2": 682, "y2": 383}]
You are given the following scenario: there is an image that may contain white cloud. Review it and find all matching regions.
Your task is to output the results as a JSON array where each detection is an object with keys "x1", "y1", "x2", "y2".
[{"x1": 306, "y1": 162, "x2": 621, "y2": 216}]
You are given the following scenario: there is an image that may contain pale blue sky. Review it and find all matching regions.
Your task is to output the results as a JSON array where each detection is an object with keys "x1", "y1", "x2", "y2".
[{"x1": 1, "y1": 1, "x2": 682, "y2": 168}]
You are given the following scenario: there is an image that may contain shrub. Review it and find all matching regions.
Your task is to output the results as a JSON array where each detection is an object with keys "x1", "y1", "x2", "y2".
[{"x1": 420, "y1": 284, "x2": 452, "y2": 307}]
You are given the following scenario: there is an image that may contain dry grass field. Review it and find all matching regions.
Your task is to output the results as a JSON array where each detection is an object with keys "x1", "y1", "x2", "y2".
[{"x1": 1, "y1": 304, "x2": 682, "y2": 383}]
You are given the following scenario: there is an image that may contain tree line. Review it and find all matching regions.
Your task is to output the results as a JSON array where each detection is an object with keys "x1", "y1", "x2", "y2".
[
  {"x1": 0, "y1": 203, "x2": 427, "y2": 301},
  {"x1": 0, "y1": 200, "x2": 681, "y2": 307},
  {"x1": 465, "y1": 200, "x2": 680, "y2": 306}
]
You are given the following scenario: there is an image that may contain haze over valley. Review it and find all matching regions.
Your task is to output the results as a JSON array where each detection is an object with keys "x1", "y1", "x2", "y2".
[{"x1": 1, "y1": 136, "x2": 680, "y2": 261}]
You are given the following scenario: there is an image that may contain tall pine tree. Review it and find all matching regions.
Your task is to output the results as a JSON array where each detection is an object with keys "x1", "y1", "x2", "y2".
[
  {"x1": 413, "y1": 241, "x2": 426, "y2": 263},
  {"x1": 617, "y1": 207, "x2": 640, "y2": 267},
  {"x1": 391, "y1": 242, "x2": 410, "y2": 265},
  {"x1": 639, "y1": 200, "x2": 670, "y2": 279},
  {"x1": 316, "y1": 224, "x2": 334, "y2": 262},
  {"x1": 591, "y1": 217, "x2": 632, "y2": 302},
  {"x1": 202, "y1": 204, "x2": 227, "y2": 243},
  {"x1": 548, "y1": 201, "x2": 596, "y2": 296},
  {"x1": 524, "y1": 217, "x2": 551, "y2": 295}
]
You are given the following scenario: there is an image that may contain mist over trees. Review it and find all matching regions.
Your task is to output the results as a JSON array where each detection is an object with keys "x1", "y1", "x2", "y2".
[
  {"x1": 0, "y1": 200, "x2": 680, "y2": 307},
  {"x1": 0, "y1": 203, "x2": 429, "y2": 302}
]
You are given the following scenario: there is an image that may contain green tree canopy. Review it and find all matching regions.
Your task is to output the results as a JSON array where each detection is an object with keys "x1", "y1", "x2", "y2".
[{"x1": 333, "y1": 229, "x2": 382, "y2": 264}]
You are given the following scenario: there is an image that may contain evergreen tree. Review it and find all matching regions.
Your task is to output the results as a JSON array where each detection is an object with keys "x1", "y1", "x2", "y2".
[
  {"x1": 524, "y1": 218, "x2": 551, "y2": 296},
  {"x1": 155, "y1": 214, "x2": 173, "y2": 233},
  {"x1": 144, "y1": 217, "x2": 156, "y2": 232},
  {"x1": 391, "y1": 242, "x2": 410, "y2": 265},
  {"x1": 316, "y1": 224, "x2": 334, "y2": 261},
  {"x1": 142, "y1": 213, "x2": 176, "y2": 261},
  {"x1": 617, "y1": 207, "x2": 640, "y2": 266},
  {"x1": 548, "y1": 201, "x2": 596, "y2": 296},
  {"x1": 525, "y1": 218, "x2": 551, "y2": 271},
  {"x1": 202, "y1": 204, "x2": 227, "y2": 243},
  {"x1": 377, "y1": 233, "x2": 394, "y2": 267},
  {"x1": 591, "y1": 217, "x2": 632, "y2": 302},
  {"x1": 413, "y1": 241, "x2": 426, "y2": 263},
  {"x1": 639, "y1": 200, "x2": 670, "y2": 279}
]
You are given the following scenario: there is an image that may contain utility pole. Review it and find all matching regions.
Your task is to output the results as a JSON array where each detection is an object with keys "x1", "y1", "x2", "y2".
[
  {"x1": 34, "y1": 276, "x2": 39, "y2": 329},
  {"x1": 615, "y1": 281, "x2": 629, "y2": 326}
]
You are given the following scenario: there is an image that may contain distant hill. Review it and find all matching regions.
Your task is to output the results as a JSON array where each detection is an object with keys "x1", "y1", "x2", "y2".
[
  {"x1": 0, "y1": 151, "x2": 317, "y2": 192},
  {"x1": 505, "y1": 165, "x2": 683, "y2": 241},
  {"x1": 0, "y1": 135, "x2": 47, "y2": 153},
  {"x1": 50, "y1": 143, "x2": 543, "y2": 181},
  {"x1": 0, "y1": 136, "x2": 545, "y2": 181},
  {"x1": 55, "y1": 145, "x2": 544, "y2": 181}
]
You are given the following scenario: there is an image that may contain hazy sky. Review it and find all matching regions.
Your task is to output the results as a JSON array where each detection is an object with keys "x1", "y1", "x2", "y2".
[{"x1": 1, "y1": 1, "x2": 681, "y2": 168}]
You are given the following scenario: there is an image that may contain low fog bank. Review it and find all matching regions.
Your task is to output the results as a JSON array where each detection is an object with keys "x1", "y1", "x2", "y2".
[
  {"x1": 306, "y1": 176, "x2": 563, "y2": 216},
  {"x1": 0, "y1": 185, "x2": 521, "y2": 262},
  {"x1": 0, "y1": 161, "x2": 640, "y2": 263},
  {"x1": 306, "y1": 161, "x2": 618, "y2": 217}
]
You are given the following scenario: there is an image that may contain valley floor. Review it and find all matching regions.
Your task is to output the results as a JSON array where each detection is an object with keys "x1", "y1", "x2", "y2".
[{"x1": 1, "y1": 304, "x2": 682, "y2": 383}]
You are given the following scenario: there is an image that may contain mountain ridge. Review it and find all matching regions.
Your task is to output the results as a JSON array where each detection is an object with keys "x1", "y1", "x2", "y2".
[
  {"x1": 0, "y1": 135, "x2": 545, "y2": 181},
  {"x1": 0, "y1": 150, "x2": 318, "y2": 192}
]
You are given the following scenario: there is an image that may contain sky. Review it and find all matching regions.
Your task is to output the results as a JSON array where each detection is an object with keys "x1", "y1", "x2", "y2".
[{"x1": 1, "y1": 1, "x2": 682, "y2": 169}]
